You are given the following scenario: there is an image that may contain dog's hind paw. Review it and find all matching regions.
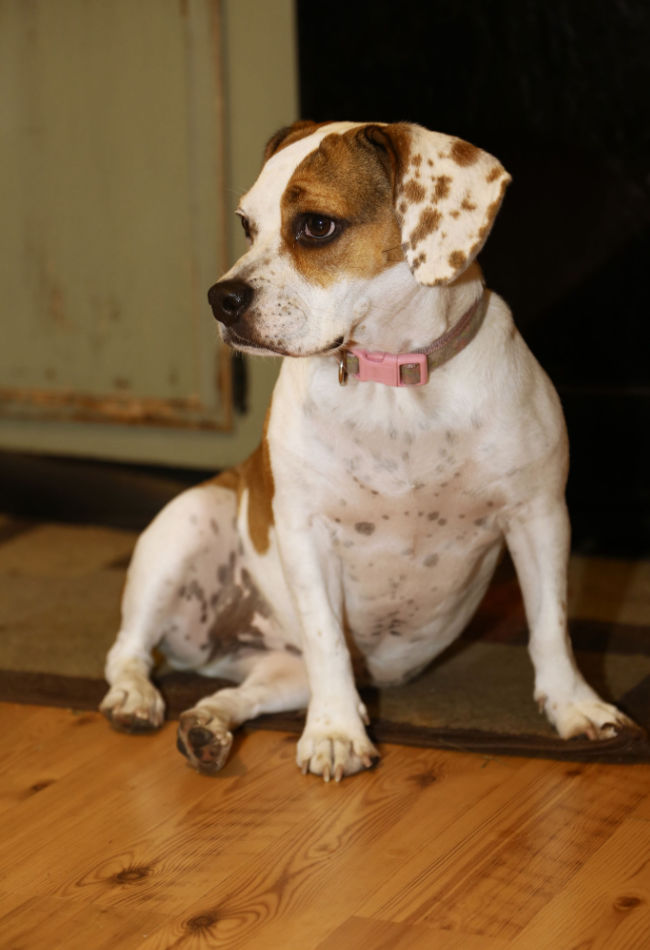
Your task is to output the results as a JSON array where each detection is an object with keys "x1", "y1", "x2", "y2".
[
  {"x1": 296, "y1": 727, "x2": 379, "y2": 782},
  {"x1": 541, "y1": 695, "x2": 638, "y2": 742},
  {"x1": 100, "y1": 681, "x2": 165, "y2": 733},
  {"x1": 177, "y1": 708, "x2": 233, "y2": 774}
]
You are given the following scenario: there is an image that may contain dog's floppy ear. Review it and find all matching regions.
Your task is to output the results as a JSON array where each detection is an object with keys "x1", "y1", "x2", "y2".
[
  {"x1": 362, "y1": 123, "x2": 511, "y2": 286},
  {"x1": 263, "y1": 120, "x2": 322, "y2": 163}
]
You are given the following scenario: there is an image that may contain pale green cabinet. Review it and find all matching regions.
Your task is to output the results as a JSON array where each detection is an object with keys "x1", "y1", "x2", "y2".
[{"x1": 0, "y1": 0, "x2": 296, "y2": 468}]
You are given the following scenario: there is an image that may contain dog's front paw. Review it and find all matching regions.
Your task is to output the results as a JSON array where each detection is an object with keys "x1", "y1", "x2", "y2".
[
  {"x1": 177, "y1": 708, "x2": 233, "y2": 774},
  {"x1": 539, "y1": 692, "x2": 638, "y2": 741},
  {"x1": 100, "y1": 681, "x2": 165, "y2": 732},
  {"x1": 296, "y1": 724, "x2": 379, "y2": 782}
]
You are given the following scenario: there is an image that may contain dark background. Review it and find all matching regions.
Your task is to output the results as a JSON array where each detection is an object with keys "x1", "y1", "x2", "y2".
[
  {"x1": 2, "y1": 0, "x2": 648, "y2": 556},
  {"x1": 298, "y1": 0, "x2": 650, "y2": 554}
]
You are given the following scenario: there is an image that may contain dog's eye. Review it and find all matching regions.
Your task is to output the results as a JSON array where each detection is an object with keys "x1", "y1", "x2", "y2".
[
  {"x1": 298, "y1": 214, "x2": 340, "y2": 245},
  {"x1": 238, "y1": 214, "x2": 252, "y2": 244},
  {"x1": 304, "y1": 215, "x2": 335, "y2": 239}
]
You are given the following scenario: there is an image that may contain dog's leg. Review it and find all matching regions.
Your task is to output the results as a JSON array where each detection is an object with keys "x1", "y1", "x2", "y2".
[
  {"x1": 100, "y1": 482, "x2": 238, "y2": 732},
  {"x1": 274, "y1": 523, "x2": 379, "y2": 781},
  {"x1": 505, "y1": 500, "x2": 637, "y2": 739},
  {"x1": 176, "y1": 651, "x2": 309, "y2": 773}
]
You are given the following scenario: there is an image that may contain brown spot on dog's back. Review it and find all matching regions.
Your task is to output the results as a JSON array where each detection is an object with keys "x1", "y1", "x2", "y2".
[
  {"x1": 409, "y1": 207, "x2": 441, "y2": 249},
  {"x1": 450, "y1": 138, "x2": 480, "y2": 166},
  {"x1": 486, "y1": 166, "x2": 502, "y2": 183}
]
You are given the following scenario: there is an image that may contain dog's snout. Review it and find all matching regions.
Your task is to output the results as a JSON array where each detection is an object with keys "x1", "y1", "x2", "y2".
[{"x1": 207, "y1": 280, "x2": 254, "y2": 327}]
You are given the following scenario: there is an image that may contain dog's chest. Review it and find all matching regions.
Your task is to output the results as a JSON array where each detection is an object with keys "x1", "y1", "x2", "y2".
[{"x1": 313, "y1": 418, "x2": 502, "y2": 601}]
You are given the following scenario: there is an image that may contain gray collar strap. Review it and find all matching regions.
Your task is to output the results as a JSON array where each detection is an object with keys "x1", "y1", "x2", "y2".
[{"x1": 338, "y1": 291, "x2": 486, "y2": 387}]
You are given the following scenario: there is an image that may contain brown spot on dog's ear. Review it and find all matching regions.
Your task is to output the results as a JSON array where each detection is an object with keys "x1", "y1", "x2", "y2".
[
  {"x1": 402, "y1": 179, "x2": 426, "y2": 203},
  {"x1": 409, "y1": 207, "x2": 442, "y2": 248},
  {"x1": 448, "y1": 251, "x2": 466, "y2": 270},
  {"x1": 461, "y1": 195, "x2": 477, "y2": 211},
  {"x1": 432, "y1": 175, "x2": 452, "y2": 202},
  {"x1": 450, "y1": 138, "x2": 480, "y2": 166},
  {"x1": 486, "y1": 166, "x2": 502, "y2": 183},
  {"x1": 476, "y1": 192, "x2": 507, "y2": 242}
]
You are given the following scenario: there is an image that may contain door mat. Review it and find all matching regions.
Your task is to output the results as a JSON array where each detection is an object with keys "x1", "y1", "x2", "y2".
[{"x1": 0, "y1": 518, "x2": 648, "y2": 762}]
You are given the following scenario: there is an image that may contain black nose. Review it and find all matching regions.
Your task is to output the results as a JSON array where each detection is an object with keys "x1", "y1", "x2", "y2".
[{"x1": 207, "y1": 280, "x2": 254, "y2": 327}]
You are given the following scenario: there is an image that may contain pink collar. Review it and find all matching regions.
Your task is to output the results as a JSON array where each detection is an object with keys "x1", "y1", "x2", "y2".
[{"x1": 338, "y1": 291, "x2": 486, "y2": 387}]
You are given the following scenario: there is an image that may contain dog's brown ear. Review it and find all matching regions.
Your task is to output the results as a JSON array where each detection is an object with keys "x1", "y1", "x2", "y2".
[
  {"x1": 373, "y1": 123, "x2": 511, "y2": 286},
  {"x1": 263, "y1": 120, "x2": 322, "y2": 162}
]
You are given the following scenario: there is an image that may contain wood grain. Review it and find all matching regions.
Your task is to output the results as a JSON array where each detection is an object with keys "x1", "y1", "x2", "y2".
[{"x1": 1, "y1": 703, "x2": 649, "y2": 949}]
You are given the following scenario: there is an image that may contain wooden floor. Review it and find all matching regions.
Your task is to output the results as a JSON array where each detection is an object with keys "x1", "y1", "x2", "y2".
[{"x1": 1, "y1": 703, "x2": 650, "y2": 948}]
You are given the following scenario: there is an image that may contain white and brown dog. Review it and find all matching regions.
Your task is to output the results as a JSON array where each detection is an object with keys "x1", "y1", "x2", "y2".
[{"x1": 101, "y1": 121, "x2": 635, "y2": 780}]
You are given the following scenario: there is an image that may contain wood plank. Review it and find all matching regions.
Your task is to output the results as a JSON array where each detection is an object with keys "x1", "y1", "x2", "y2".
[
  {"x1": 359, "y1": 759, "x2": 650, "y2": 940},
  {"x1": 132, "y1": 746, "x2": 525, "y2": 949},
  {"x1": 315, "y1": 916, "x2": 509, "y2": 949},
  {"x1": 2, "y1": 703, "x2": 650, "y2": 950},
  {"x1": 511, "y1": 817, "x2": 650, "y2": 948},
  {"x1": 632, "y1": 786, "x2": 650, "y2": 820},
  {"x1": 0, "y1": 894, "x2": 167, "y2": 950},
  {"x1": 0, "y1": 705, "x2": 118, "y2": 815},
  {"x1": 0, "y1": 721, "x2": 301, "y2": 904}
]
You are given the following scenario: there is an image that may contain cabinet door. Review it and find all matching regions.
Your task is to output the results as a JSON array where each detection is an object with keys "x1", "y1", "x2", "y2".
[{"x1": 0, "y1": 0, "x2": 295, "y2": 468}]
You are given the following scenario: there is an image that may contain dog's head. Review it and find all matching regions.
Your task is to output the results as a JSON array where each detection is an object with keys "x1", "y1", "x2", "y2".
[{"x1": 208, "y1": 121, "x2": 510, "y2": 357}]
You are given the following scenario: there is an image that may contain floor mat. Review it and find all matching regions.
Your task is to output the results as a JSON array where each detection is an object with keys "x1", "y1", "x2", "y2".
[{"x1": 1, "y1": 518, "x2": 648, "y2": 762}]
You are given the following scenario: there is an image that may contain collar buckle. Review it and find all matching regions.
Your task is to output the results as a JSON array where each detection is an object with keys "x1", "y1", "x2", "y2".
[
  {"x1": 337, "y1": 290, "x2": 485, "y2": 389},
  {"x1": 350, "y1": 349, "x2": 429, "y2": 387}
]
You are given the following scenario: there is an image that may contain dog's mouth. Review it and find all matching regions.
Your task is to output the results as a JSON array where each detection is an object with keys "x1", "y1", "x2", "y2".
[{"x1": 224, "y1": 329, "x2": 345, "y2": 358}]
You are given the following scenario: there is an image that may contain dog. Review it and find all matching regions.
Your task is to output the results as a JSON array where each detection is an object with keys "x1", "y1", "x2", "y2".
[{"x1": 101, "y1": 120, "x2": 635, "y2": 781}]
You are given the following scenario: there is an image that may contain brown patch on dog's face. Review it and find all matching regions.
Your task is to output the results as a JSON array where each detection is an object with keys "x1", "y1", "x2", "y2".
[
  {"x1": 263, "y1": 120, "x2": 333, "y2": 162},
  {"x1": 278, "y1": 128, "x2": 404, "y2": 287}
]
